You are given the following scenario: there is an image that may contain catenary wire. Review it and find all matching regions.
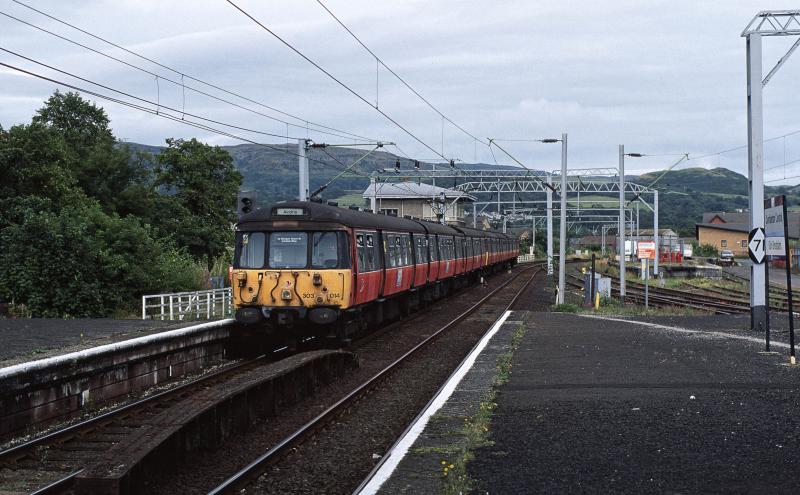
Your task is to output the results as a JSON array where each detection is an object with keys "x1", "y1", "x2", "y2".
[
  {"x1": 0, "y1": 61, "x2": 377, "y2": 180},
  {"x1": 0, "y1": 7, "x2": 378, "y2": 143},
  {"x1": 0, "y1": 47, "x2": 307, "y2": 141},
  {"x1": 224, "y1": 0, "x2": 455, "y2": 165},
  {"x1": 314, "y1": 0, "x2": 491, "y2": 151}
]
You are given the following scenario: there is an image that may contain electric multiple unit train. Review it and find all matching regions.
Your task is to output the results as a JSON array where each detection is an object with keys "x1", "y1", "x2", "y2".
[{"x1": 231, "y1": 201, "x2": 518, "y2": 342}]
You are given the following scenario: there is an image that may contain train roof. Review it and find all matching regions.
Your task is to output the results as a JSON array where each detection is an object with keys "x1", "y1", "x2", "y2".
[
  {"x1": 238, "y1": 201, "x2": 515, "y2": 239},
  {"x1": 239, "y1": 201, "x2": 425, "y2": 232}
]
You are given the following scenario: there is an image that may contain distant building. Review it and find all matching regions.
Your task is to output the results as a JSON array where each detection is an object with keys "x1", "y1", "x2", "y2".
[
  {"x1": 362, "y1": 182, "x2": 476, "y2": 226},
  {"x1": 696, "y1": 210, "x2": 800, "y2": 255}
]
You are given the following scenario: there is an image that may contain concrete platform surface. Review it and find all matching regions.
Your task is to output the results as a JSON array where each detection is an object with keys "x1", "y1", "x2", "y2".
[
  {"x1": 470, "y1": 313, "x2": 800, "y2": 494},
  {"x1": 0, "y1": 318, "x2": 206, "y2": 367}
]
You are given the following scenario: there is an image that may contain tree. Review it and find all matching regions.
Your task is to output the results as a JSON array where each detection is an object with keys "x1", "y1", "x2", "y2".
[
  {"x1": 155, "y1": 138, "x2": 242, "y2": 269},
  {"x1": 0, "y1": 201, "x2": 202, "y2": 317},
  {"x1": 32, "y1": 90, "x2": 114, "y2": 149},
  {"x1": 31, "y1": 91, "x2": 157, "y2": 218},
  {"x1": 0, "y1": 92, "x2": 209, "y2": 316}
]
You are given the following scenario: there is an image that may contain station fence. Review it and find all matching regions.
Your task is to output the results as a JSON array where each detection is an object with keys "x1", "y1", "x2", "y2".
[
  {"x1": 517, "y1": 254, "x2": 536, "y2": 263},
  {"x1": 141, "y1": 287, "x2": 232, "y2": 321}
]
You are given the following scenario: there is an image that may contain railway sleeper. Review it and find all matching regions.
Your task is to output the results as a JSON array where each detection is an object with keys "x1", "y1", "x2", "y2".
[{"x1": 71, "y1": 350, "x2": 357, "y2": 495}]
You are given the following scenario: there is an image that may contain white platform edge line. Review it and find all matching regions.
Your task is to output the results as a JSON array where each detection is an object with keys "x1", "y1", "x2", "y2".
[
  {"x1": 578, "y1": 314, "x2": 789, "y2": 349},
  {"x1": 356, "y1": 310, "x2": 513, "y2": 495},
  {"x1": 0, "y1": 318, "x2": 234, "y2": 380}
]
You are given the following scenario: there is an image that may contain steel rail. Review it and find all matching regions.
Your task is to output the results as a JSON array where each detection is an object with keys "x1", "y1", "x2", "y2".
[
  {"x1": 28, "y1": 469, "x2": 84, "y2": 495},
  {"x1": 0, "y1": 355, "x2": 270, "y2": 465},
  {"x1": 565, "y1": 274, "x2": 747, "y2": 314},
  {"x1": 207, "y1": 263, "x2": 543, "y2": 495}
]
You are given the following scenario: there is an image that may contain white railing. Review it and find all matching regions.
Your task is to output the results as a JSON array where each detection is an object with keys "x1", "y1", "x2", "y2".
[
  {"x1": 517, "y1": 254, "x2": 536, "y2": 263},
  {"x1": 141, "y1": 288, "x2": 233, "y2": 321}
]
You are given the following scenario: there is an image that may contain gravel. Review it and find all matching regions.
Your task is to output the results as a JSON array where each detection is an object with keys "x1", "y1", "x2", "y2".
[{"x1": 145, "y1": 266, "x2": 537, "y2": 494}]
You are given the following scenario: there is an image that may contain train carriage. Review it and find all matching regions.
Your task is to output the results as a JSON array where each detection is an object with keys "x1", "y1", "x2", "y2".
[{"x1": 231, "y1": 200, "x2": 518, "y2": 343}]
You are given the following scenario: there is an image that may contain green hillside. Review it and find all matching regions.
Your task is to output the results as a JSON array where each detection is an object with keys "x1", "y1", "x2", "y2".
[{"x1": 125, "y1": 143, "x2": 800, "y2": 237}]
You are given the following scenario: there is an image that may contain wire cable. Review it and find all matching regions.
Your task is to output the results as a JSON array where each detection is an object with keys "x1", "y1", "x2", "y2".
[
  {"x1": 0, "y1": 61, "x2": 376, "y2": 178},
  {"x1": 0, "y1": 47, "x2": 304, "y2": 141},
  {"x1": 314, "y1": 0, "x2": 491, "y2": 151},
  {"x1": 225, "y1": 0, "x2": 453, "y2": 164},
  {"x1": 1, "y1": 5, "x2": 378, "y2": 143}
]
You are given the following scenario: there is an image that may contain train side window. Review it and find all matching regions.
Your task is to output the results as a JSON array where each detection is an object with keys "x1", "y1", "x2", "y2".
[
  {"x1": 366, "y1": 234, "x2": 377, "y2": 271},
  {"x1": 455, "y1": 237, "x2": 462, "y2": 259},
  {"x1": 393, "y1": 236, "x2": 401, "y2": 267},
  {"x1": 429, "y1": 236, "x2": 438, "y2": 262},
  {"x1": 415, "y1": 236, "x2": 427, "y2": 263},
  {"x1": 384, "y1": 234, "x2": 394, "y2": 268},
  {"x1": 402, "y1": 234, "x2": 412, "y2": 266},
  {"x1": 357, "y1": 232, "x2": 376, "y2": 271},
  {"x1": 356, "y1": 233, "x2": 366, "y2": 270},
  {"x1": 465, "y1": 238, "x2": 472, "y2": 258}
]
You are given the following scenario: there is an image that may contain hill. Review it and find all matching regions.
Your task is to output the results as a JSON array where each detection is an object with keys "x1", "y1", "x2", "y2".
[
  {"x1": 630, "y1": 168, "x2": 800, "y2": 235},
  {"x1": 124, "y1": 142, "x2": 521, "y2": 208},
  {"x1": 124, "y1": 142, "x2": 799, "y2": 237}
]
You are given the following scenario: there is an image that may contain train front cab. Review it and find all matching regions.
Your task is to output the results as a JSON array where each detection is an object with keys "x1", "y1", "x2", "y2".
[{"x1": 232, "y1": 227, "x2": 353, "y2": 332}]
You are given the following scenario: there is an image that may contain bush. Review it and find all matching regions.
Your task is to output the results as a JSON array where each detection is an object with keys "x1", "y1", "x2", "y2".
[
  {"x1": 0, "y1": 200, "x2": 203, "y2": 317},
  {"x1": 692, "y1": 242, "x2": 718, "y2": 257}
]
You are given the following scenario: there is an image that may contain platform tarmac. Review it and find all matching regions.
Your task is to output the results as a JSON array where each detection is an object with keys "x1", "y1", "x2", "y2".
[
  {"x1": 470, "y1": 312, "x2": 800, "y2": 494},
  {"x1": 0, "y1": 318, "x2": 213, "y2": 367}
]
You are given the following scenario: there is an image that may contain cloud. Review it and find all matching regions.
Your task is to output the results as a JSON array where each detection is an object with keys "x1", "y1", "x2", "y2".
[{"x1": 1, "y1": 0, "x2": 798, "y2": 182}]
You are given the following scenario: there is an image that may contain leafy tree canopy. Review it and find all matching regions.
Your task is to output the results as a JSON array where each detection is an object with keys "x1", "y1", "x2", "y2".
[
  {"x1": 155, "y1": 138, "x2": 242, "y2": 268},
  {"x1": 0, "y1": 92, "x2": 236, "y2": 316}
]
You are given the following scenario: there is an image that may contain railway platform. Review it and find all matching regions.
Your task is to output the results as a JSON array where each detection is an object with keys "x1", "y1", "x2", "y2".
[
  {"x1": 361, "y1": 311, "x2": 800, "y2": 494},
  {"x1": 0, "y1": 317, "x2": 217, "y2": 366}
]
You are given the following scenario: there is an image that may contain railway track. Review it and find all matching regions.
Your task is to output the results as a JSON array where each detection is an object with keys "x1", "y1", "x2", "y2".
[
  {"x1": 0, "y1": 351, "x2": 297, "y2": 495},
  {"x1": 565, "y1": 272, "x2": 749, "y2": 314},
  {"x1": 1, "y1": 264, "x2": 537, "y2": 495},
  {"x1": 206, "y1": 263, "x2": 544, "y2": 495}
]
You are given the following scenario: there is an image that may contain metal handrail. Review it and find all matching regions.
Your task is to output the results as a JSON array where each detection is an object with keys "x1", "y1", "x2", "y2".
[{"x1": 141, "y1": 287, "x2": 232, "y2": 320}]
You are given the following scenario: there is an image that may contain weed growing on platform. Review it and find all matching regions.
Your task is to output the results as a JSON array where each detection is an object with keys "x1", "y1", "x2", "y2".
[
  {"x1": 552, "y1": 303, "x2": 580, "y2": 313},
  {"x1": 442, "y1": 323, "x2": 527, "y2": 495}
]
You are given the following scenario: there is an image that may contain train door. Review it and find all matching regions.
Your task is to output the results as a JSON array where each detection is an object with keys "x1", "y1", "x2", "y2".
[
  {"x1": 428, "y1": 234, "x2": 439, "y2": 281},
  {"x1": 413, "y1": 234, "x2": 428, "y2": 286},
  {"x1": 354, "y1": 230, "x2": 381, "y2": 305}
]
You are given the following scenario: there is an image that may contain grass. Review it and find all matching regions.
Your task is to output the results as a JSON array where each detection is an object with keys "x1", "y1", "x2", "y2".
[
  {"x1": 553, "y1": 303, "x2": 580, "y2": 313},
  {"x1": 332, "y1": 192, "x2": 365, "y2": 207},
  {"x1": 440, "y1": 322, "x2": 528, "y2": 495}
]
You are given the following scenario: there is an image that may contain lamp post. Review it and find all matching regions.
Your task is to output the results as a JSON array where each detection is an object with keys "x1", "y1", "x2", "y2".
[
  {"x1": 540, "y1": 135, "x2": 568, "y2": 304},
  {"x1": 618, "y1": 148, "x2": 643, "y2": 301}
]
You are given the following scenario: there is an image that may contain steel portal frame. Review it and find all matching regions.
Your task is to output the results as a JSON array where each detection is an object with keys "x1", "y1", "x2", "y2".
[{"x1": 742, "y1": 10, "x2": 800, "y2": 332}]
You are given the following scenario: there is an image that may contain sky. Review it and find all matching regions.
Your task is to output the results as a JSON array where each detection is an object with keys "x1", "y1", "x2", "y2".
[{"x1": 1, "y1": 0, "x2": 799, "y2": 182}]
